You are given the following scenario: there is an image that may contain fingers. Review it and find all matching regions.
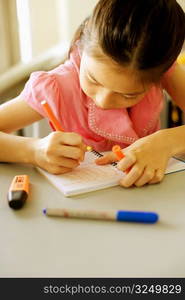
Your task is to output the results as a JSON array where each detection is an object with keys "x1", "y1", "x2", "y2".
[
  {"x1": 149, "y1": 169, "x2": 164, "y2": 184},
  {"x1": 53, "y1": 145, "x2": 84, "y2": 160},
  {"x1": 46, "y1": 165, "x2": 72, "y2": 175},
  {"x1": 59, "y1": 132, "x2": 85, "y2": 161},
  {"x1": 119, "y1": 165, "x2": 165, "y2": 188},
  {"x1": 58, "y1": 132, "x2": 83, "y2": 146},
  {"x1": 48, "y1": 156, "x2": 80, "y2": 169},
  {"x1": 46, "y1": 132, "x2": 85, "y2": 161},
  {"x1": 117, "y1": 152, "x2": 136, "y2": 172},
  {"x1": 79, "y1": 144, "x2": 86, "y2": 161},
  {"x1": 95, "y1": 152, "x2": 118, "y2": 165},
  {"x1": 134, "y1": 167, "x2": 155, "y2": 187},
  {"x1": 36, "y1": 132, "x2": 87, "y2": 173},
  {"x1": 119, "y1": 164, "x2": 144, "y2": 187}
]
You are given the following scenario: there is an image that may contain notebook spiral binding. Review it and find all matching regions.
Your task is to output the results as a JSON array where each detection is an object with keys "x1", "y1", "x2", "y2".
[{"x1": 91, "y1": 150, "x2": 117, "y2": 167}]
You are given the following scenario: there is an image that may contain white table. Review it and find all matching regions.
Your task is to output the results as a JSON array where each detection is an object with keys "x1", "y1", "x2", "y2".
[{"x1": 0, "y1": 162, "x2": 185, "y2": 278}]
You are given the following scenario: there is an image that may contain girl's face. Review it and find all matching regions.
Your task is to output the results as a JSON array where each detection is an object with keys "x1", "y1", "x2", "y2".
[{"x1": 79, "y1": 51, "x2": 151, "y2": 110}]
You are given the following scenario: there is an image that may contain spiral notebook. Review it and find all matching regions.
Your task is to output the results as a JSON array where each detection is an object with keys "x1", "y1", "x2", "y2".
[{"x1": 37, "y1": 150, "x2": 185, "y2": 197}]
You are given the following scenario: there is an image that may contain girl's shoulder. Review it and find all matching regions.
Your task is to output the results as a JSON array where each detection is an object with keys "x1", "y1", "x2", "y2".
[
  {"x1": 20, "y1": 48, "x2": 82, "y2": 120},
  {"x1": 164, "y1": 62, "x2": 177, "y2": 77},
  {"x1": 23, "y1": 52, "x2": 80, "y2": 97},
  {"x1": 161, "y1": 61, "x2": 185, "y2": 109},
  {"x1": 161, "y1": 61, "x2": 183, "y2": 86},
  {"x1": 24, "y1": 42, "x2": 81, "y2": 96},
  {"x1": 161, "y1": 61, "x2": 178, "y2": 89}
]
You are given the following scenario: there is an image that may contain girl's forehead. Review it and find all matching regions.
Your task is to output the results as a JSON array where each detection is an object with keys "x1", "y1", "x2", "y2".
[{"x1": 81, "y1": 52, "x2": 148, "y2": 93}]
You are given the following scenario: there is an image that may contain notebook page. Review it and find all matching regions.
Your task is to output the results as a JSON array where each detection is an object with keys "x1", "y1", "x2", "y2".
[
  {"x1": 37, "y1": 153, "x2": 185, "y2": 197},
  {"x1": 37, "y1": 151, "x2": 123, "y2": 196},
  {"x1": 165, "y1": 157, "x2": 185, "y2": 174}
]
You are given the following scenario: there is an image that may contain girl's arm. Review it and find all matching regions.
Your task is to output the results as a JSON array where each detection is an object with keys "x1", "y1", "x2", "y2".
[
  {"x1": 161, "y1": 62, "x2": 185, "y2": 111},
  {"x1": 160, "y1": 62, "x2": 185, "y2": 156},
  {"x1": 0, "y1": 96, "x2": 43, "y2": 164},
  {"x1": 0, "y1": 96, "x2": 43, "y2": 133},
  {"x1": 0, "y1": 97, "x2": 85, "y2": 173}
]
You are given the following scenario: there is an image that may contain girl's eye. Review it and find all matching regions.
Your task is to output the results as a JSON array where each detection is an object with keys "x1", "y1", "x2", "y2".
[
  {"x1": 121, "y1": 94, "x2": 138, "y2": 100},
  {"x1": 86, "y1": 73, "x2": 99, "y2": 85},
  {"x1": 87, "y1": 76, "x2": 98, "y2": 84}
]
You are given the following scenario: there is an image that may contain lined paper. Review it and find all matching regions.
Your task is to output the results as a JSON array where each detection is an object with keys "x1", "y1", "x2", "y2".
[{"x1": 37, "y1": 152, "x2": 185, "y2": 197}]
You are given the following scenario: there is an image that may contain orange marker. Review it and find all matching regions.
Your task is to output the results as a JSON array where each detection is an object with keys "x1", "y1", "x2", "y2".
[
  {"x1": 7, "y1": 175, "x2": 29, "y2": 209},
  {"x1": 112, "y1": 145, "x2": 125, "y2": 160},
  {"x1": 112, "y1": 145, "x2": 131, "y2": 173},
  {"x1": 41, "y1": 100, "x2": 92, "y2": 152},
  {"x1": 41, "y1": 100, "x2": 64, "y2": 131}
]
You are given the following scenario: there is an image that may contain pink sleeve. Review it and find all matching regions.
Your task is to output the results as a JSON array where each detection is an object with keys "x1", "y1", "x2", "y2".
[{"x1": 20, "y1": 71, "x2": 61, "y2": 120}]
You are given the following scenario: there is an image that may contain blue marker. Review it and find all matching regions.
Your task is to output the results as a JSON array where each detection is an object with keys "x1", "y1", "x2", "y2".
[
  {"x1": 43, "y1": 208, "x2": 159, "y2": 224},
  {"x1": 116, "y1": 210, "x2": 158, "y2": 223}
]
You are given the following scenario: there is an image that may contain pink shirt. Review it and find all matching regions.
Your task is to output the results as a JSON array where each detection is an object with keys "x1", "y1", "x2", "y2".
[{"x1": 21, "y1": 46, "x2": 174, "y2": 151}]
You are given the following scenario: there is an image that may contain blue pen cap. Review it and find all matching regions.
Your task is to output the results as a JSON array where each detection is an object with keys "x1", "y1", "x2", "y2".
[{"x1": 116, "y1": 211, "x2": 159, "y2": 224}]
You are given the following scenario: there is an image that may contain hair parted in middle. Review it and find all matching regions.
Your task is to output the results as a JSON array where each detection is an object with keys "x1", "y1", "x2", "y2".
[{"x1": 70, "y1": 0, "x2": 185, "y2": 83}]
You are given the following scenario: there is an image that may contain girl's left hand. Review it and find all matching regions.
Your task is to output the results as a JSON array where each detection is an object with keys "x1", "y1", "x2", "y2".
[{"x1": 95, "y1": 130, "x2": 173, "y2": 187}]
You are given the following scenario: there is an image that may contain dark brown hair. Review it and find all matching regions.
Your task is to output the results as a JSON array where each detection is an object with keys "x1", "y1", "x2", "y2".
[{"x1": 70, "y1": 0, "x2": 185, "y2": 82}]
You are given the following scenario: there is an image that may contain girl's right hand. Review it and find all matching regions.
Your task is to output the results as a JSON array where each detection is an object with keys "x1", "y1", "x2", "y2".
[{"x1": 32, "y1": 131, "x2": 85, "y2": 174}]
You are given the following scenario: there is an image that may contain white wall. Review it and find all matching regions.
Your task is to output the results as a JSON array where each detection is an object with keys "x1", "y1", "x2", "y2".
[
  {"x1": 27, "y1": 0, "x2": 98, "y2": 58},
  {"x1": 28, "y1": 0, "x2": 60, "y2": 56},
  {"x1": 57, "y1": 0, "x2": 98, "y2": 42}
]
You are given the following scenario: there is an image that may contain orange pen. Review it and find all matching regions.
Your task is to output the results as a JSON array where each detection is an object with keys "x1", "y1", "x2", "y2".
[
  {"x1": 41, "y1": 100, "x2": 64, "y2": 131},
  {"x1": 7, "y1": 175, "x2": 29, "y2": 209},
  {"x1": 41, "y1": 100, "x2": 93, "y2": 153},
  {"x1": 112, "y1": 145, "x2": 131, "y2": 173}
]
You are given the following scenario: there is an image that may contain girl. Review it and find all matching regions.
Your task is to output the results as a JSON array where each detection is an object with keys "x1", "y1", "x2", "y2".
[{"x1": 0, "y1": 0, "x2": 185, "y2": 187}]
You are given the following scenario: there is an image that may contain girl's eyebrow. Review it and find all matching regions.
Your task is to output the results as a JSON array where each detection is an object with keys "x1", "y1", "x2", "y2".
[{"x1": 87, "y1": 70, "x2": 145, "y2": 95}]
